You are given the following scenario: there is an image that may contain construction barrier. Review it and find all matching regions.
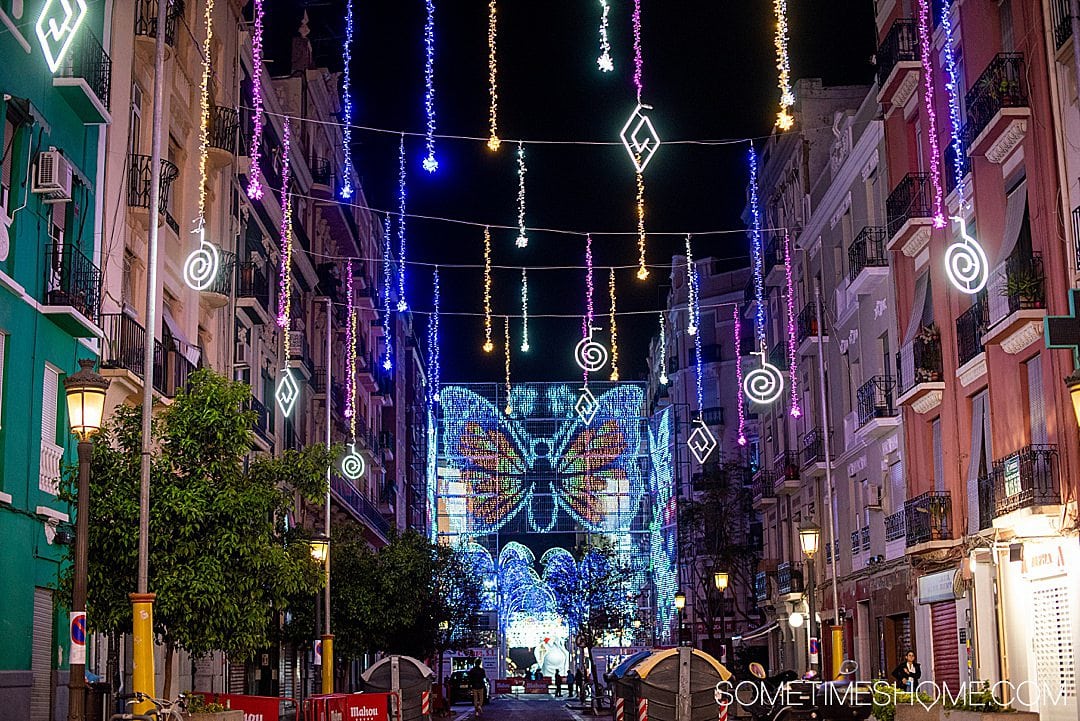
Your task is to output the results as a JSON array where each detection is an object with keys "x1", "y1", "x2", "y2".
[
  {"x1": 302, "y1": 693, "x2": 394, "y2": 721},
  {"x1": 194, "y1": 693, "x2": 297, "y2": 721}
]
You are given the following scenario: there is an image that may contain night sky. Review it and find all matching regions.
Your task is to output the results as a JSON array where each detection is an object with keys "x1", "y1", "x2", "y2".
[{"x1": 269, "y1": 1, "x2": 876, "y2": 382}]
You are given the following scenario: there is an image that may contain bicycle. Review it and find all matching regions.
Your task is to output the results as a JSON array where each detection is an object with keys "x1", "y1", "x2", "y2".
[{"x1": 109, "y1": 691, "x2": 188, "y2": 720}]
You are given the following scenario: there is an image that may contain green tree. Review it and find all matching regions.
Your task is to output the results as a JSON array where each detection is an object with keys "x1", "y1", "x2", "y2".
[
  {"x1": 432, "y1": 542, "x2": 485, "y2": 684},
  {"x1": 60, "y1": 369, "x2": 331, "y2": 697}
]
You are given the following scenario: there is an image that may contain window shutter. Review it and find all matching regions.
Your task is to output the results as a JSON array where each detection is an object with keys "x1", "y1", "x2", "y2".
[
  {"x1": 932, "y1": 418, "x2": 944, "y2": 493},
  {"x1": 1027, "y1": 355, "x2": 1048, "y2": 446},
  {"x1": 41, "y1": 365, "x2": 58, "y2": 445}
]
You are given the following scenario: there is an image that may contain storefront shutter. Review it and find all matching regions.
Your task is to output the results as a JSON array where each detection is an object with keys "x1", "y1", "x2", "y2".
[
  {"x1": 930, "y1": 601, "x2": 960, "y2": 689},
  {"x1": 30, "y1": 588, "x2": 53, "y2": 721},
  {"x1": 1032, "y1": 582, "x2": 1076, "y2": 699}
]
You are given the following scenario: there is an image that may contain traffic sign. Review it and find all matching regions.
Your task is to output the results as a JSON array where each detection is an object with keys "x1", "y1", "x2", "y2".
[
  {"x1": 314, "y1": 639, "x2": 322, "y2": 666},
  {"x1": 70, "y1": 612, "x2": 86, "y2": 665}
]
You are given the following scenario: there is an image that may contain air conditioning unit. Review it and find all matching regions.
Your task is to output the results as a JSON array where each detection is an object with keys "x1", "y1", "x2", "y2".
[{"x1": 33, "y1": 149, "x2": 73, "y2": 203}]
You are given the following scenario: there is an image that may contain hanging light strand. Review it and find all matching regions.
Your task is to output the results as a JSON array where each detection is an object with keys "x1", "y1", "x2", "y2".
[
  {"x1": 520, "y1": 267, "x2": 530, "y2": 352},
  {"x1": 483, "y1": 226, "x2": 494, "y2": 352},
  {"x1": 636, "y1": 166, "x2": 649, "y2": 279},
  {"x1": 195, "y1": 0, "x2": 214, "y2": 225},
  {"x1": 345, "y1": 260, "x2": 357, "y2": 435},
  {"x1": 691, "y1": 261, "x2": 703, "y2": 417},
  {"x1": 516, "y1": 141, "x2": 528, "y2": 247},
  {"x1": 734, "y1": 306, "x2": 747, "y2": 446},
  {"x1": 277, "y1": 119, "x2": 294, "y2": 356},
  {"x1": 422, "y1": 0, "x2": 439, "y2": 172},
  {"x1": 431, "y1": 266, "x2": 442, "y2": 401},
  {"x1": 245, "y1": 0, "x2": 266, "y2": 199},
  {"x1": 773, "y1": 0, "x2": 794, "y2": 130},
  {"x1": 916, "y1": 0, "x2": 946, "y2": 228},
  {"x1": 487, "y1": 0, "x2": 500, "y2": 151},
  {"x1": 503, "y1": 316, "x2": 512, "y2": 414},
  {"x1": 783, "y1": 231, "x2": 802, "y2": 418},
  {"x1": 686, "y1": 235, "x2": 698, "y2": 335},
  {"x1": 583, "y1": 234, "x2": 595, "y2": 385},
  {"x1": 597, "y1": 0, "x2": 613, "y2": 71},
  {"x1": 658, "y1": 312, "x2": 669, "y2": 385},
  {"x1": 941, "y1": 3, "x2": 966, "y2": 207},
  {"x1": 382, "y1": 214, "x2": 394, "y2": 370},
  {"x1": 609, "y1": 267, "x2": 619, "y2": 381},
  {"x1": 632, "y1": 0, "x2": 643, "y2": 102},
  {"x1": 396, "y1": 134, "x2": 409, "y2": 311},
  {"x1": 748, "y1": 146, "x2": 767, "y2": 351},
  {"x1": 339, "y1": 0, "x2": 356, "y2": 198}
]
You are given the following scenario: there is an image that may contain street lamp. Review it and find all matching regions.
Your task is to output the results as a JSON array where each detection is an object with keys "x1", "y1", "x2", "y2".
[
  {"x1": 675, "y1": 591, "x2": 687, "y2": 646},
  {"x1": 713, "y1": 571, "x2": 729, "y2": 663},
  {"x1": 799, "y1": 521, "x2": 821, "y2": 672},
  {"x1": 64, "y1": 359, "x2": 110, "y2": 721},
  {"x1": 307, "y1": 533, "x2": 330, "y2": 564}
]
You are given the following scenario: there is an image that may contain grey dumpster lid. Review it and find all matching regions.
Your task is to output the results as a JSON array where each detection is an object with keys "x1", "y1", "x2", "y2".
[{"x1": 361, "y1": 655, "x2": 434, "y2": 693}]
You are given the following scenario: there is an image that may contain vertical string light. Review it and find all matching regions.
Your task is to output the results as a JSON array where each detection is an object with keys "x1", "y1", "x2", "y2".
[
  {"x1": 245, "y1": 0, "x2": 266, "y2": 199},
  {"x1": 691, "y1": 260, "x2": 704, "y2": 418},
  {"x1": 632, "y1": 0, "x2": 643, "y2": 103},
  {"x1": 734, "y1": 306, "x2": 747, "y2": 446},
  {"x1": 658, "y1": 312, "x2": 669, "y2": 385},
  {"x1": 631, "y1": 0, "x2": 649, "y2": 281},
  {"x1": 685, "y1": 235, "x2": 698, "y2": 335},
  {"x1": 486, "y1": 0, "x2": 500, "y2": 151},
  {"x1": 345, "y1": 260, "x2": 356, "y2": 426},
  {"x1": 916, "y1": 0, "x2": 946, "y2": 228},
  {"x1": 941, "y1": 4, "x2": 965, "y2": 205},
  {"x1": 597, "y1": 0, "x2": 613, "y2": 72},
  {"x1": 396, "y1": 135, "x2": 409, "y2": 311},
  {"x1": 773, "y1": 0, "x2": 794, "y2": 130},
  {"x1": 483, "y1": 226, "x2": 494, "y2": 352},
  {"x1": 182, "y1": 0, "x2": 219, "y2": 291},
  {"x1": 748, "y1": 146, "x2": 766, "y2": 352},
  {"x1": 636, "y1": 167, "x2": 648, "y2": 280},
  {"x1": 783, "y1": 231, "x2": 802, "y2": 418},
  {"x1": 516, "y1": 142, "x2": 528, "y2": 248},
  {"x1": 503, "y1": 316, "x2": 512, "y2": 414},
  {"x1": 382, "y1": 214, "x2": 394, "y2": 371},
  {"x1": 422, "y1": 0, "x2": 439, "y2": 172},
  {"x1": 430, "y1": 266, "x2": 442, "y2": 402},
  {"x1": 339, "y1": 0, "x2": 356, "y2": 198},
  {"x1": 276, "y1": 119, "x2": 294, "y2": 332},
  {"x1": 582, "y1": 234, "x2": 595, "y2": 386},
  {"x1": 608, "y1": 267, "x2": 619, "y2": 382},
  {"x1": 520, "y1": 267, "x2": 530, "y2": 352}
]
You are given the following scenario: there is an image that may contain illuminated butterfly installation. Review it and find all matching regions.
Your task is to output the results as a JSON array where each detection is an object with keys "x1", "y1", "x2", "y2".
[{"x1": 438, "y1": 384, "x2": 645, "y2": 535}]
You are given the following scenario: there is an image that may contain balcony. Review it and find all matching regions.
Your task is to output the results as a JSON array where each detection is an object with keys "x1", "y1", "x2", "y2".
[
  {"x1": 773, "y1": 451, "x2": 800, "y2": 495},
  {"x1": 196, "y1": 249, "x2": 235, "y2": 308},
  {"x1": 850, "y1": 530, "x2": 861, "y2": 556},
  {"x1": 777, "y1": 561, "x2": 803, "y2": 597},
  {"x1": 763, "y1": 235, "x2": 784, "y2": 286},
  {"x1": 207, "y1": 106, "x2": 239, "y2": 168},
  {"x1": 979, "y1": 445, "x2": 1061, "y2": 529},
  {"x1": 310, "y1": 367, "x2": 327, "y2": 396},
  {"x1": 39, "y1": 441, "x2": 64, "y2": 495},
  {"x1": 896, "y1": 325, "x2": 944, "y2": 414},
  {"x1": 963, "y1": 53, "x2": 1029, "y2": 164},
  {"x1": 876, "y1": 19, "x2": 920, "y2": 112},
  {"x1": 310, "y1": 156, "x2": 334, "y2": 195},
  {"x1": 905, "y1": 491, "x2": 952, "y2": 550},
  {"x1": 701, "y1": 406, "x2": 724, "y2": 426},
  {"x1": 42, "y1": 244, "x2": 101, "y2": 336},
  {"x1": 796, "y1": 301, "x2": 826, "y2": 350},
  {"x1": 955, "y1": 295, "x2": 988, "y2": 384},
  {"x1": 848, "y1": 226, "x2": 889, "y2": 295},
  {"x1": 134, "y1": 0, "x2": 184, "y2": 53},
  {"x1": 754, "y1": 571, "x2": 770, "y2": 605},
  {"x1": 249, "y1": 395, "x2": 273, "y2": 451},
  {"x1": 983, "y1": 249, "x2": 1046, "y2": 355},
  {"x1": 856, "y1": 375, "x2": 899, "y2": 439},
  {"x1": 236, "y1": 262, "x2": 271, "y2": 325},
  {"x1": 1051, "y1": 0, "x2": 1074, "y2": 50},
  {"x1": 99, "y1": 313, "x2": 195, "y2": 399},
  {"x1": 768, "y1": 342, "x2": 788, "y2": 372},
  {"x1": 288, "y1": 329, "x2": 314, "y2": 380},
  {"x1": 801, "y1": 428, "x2": 827, "y2": 473},
  {"x1": 885, "y1": 510, "x2": 906, "y2": 541},
  {"x1": 127, "y1": 154, "x2": 179, "y2": 228},
  {"x1": 751, "y1": 469, "x2": 776, "y2": 509},
  {"x1": 886, "y1": 173, "x2": 935, "y2": 257},
  {"x1": 52, "y1": 31, "x2": 111, "y2": 124},
  {"x1": 331, "y1": 475, "x2": 390, "y2": 543}
]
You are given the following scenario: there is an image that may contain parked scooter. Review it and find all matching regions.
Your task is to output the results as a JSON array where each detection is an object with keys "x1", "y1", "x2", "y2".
[{"x1": 718, "y1": 661, "x2": 871, "y2": 721}]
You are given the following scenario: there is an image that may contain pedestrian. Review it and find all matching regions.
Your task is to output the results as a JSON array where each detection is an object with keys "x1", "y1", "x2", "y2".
[
  {"x1": 567, "y1": 667, "x2": 576, "y2": 698},
  {"x1": 891, "y1": 650, "x2": 921, "y2": 693},
  {"x1": 467, "y1": 659, "x2": 487, "y2": 716},
  {"x1": 554, "y1": 669, "x2": 563, "y2": 697}
]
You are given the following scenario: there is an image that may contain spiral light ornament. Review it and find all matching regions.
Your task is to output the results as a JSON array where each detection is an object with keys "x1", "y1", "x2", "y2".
[
  {"x1": 341, "y1": 443, "x2": 366, "y2": 480},
  {"x1": 183, "y1": 235, "x2": 220, "y2": 291},
  {"x1": 743, "y1": 361, "x2": 785, "y2": 406},
  {"x1": 575, "y1": 332, "x2": 609, "y2": 373},
  {"x1": 944, "y1": 216, "x2": 988, "y2": 295}
]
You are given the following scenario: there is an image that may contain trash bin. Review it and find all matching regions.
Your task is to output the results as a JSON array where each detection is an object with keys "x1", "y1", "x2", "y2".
[
  {"x1": 625, "y1": 647, "x2": 732, "y2": 721},
  {"x1": 360, "y1": 655, "x2": 434, "y2": 721},
  {"x1": 608, "y1": 650, "x2": 652, "y2": 721}
]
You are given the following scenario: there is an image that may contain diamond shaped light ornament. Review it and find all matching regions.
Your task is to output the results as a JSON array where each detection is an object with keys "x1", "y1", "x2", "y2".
[
  {"x1": 36, "y1": 0, "x2": 89, "y2": 73},
  {"x1": 575, "y1": 386, "x2": 599, "y2": 426},
  {"x1": 620, "y1": 104, "x2": 660, "y2": 172},
  {"x1": 275, "y1": 367, "x2": 300, "y2": 418},
  {"x1": 687, "y1": 418, "x2": 718, "y2": 464}
]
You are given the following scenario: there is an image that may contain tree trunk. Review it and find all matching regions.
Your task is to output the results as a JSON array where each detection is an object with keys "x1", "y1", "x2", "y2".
[{"x1": 163, "y1": 641, "x2": 175, "y2": 701}]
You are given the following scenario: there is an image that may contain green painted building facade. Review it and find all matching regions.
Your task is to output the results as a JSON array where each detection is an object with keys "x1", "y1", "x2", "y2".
[{"x1": 0, "y1": 0, "x2": 111, "y2": 717}]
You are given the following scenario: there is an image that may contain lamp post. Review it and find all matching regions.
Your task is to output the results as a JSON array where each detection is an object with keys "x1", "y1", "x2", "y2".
[
  {"x1": 799, "y1": 521, "x2": 821, "y2": 672},
  {"x1": 64, "y1": 359, "x2": 109, "y2": 721},
  {"x1": 307, "y1": 531, "x2": 330, "y2": 692},
  {"x1": 675, "y1": 591, "x2": 687, "y2": 646},
  {"x1": 713, "y1": 571, "x2": 729, "y2": 663}
]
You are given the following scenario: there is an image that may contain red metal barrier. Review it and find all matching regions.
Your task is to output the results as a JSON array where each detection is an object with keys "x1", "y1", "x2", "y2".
[
  {"x1": 302, "y1": 693, "x2": 393, "y2": 721},
  {"x1": 194, "y1": 693, "x2": 296, "y2": 721}
]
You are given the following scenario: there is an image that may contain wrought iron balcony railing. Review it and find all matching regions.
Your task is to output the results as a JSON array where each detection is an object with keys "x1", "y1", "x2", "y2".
[
  {"x1": 801, "y1": 428, "x2": 825, "y2": 467},
  {"x1": 769, "y1": 342, "x2": 788, "y2": 371},
  {"x1": 848, "y1": 226, "x2": 889, "y2": 282},
  {"x1": 208, "y1": 106, "x2": 239, "y2": 155},
  {"x1": 896, "y1": 325, "x2": 943, "y2": 397},
  {"x1": 44, "y1": 244, "x2": 101, "y2": 322},
  {"x1": 751, "y1": 471, "x2": 776, "y2": 502},
  {"x1": 754, "y1": 571, "x2": 769, "y2": 603},
  {"x1": 310, "y1": 156, "x2": 333, "y2": 186},
  {"x1": 763, "y1": 235, "x2": 782, "y2": 275},
  {"x1": 988, "y1": 249, "x2": 1045, "y2": 325},
  {"x1": 796, "y1": 301, "x2": 825, "y2": 344},
  {"x1": 1051, "y1": 0, "x2": 1074, "y2": 49},
  {"x1": 701, "y1": 406, "x2": 724, "y2": 426},
  {"x1": 54, "y1": 31, "x2": 112, "y2": 112},
  {"x1": 885, "y1": 509, "x2": 906, "y2": 541},
  {"x1": 135, "y1": 0, "x2": 184, "y2": 46},
  {"x1": 956, "y1": 294, "x2": 989, "y2": 366},
  {"x1": 236, "y1": 262, "x2": 270, "y2": 309},
  {"x1": 248, "y1": 395, "x2": 272, "y2": 445},
  {"x1": 99, "y1": 313, "x2": 194, "y2": 397},
  {"x1": 777, "y1": 561, "x2": 803, "y2": 595},
  {"x1": 331, "y1": 474, "x2": 391, "y2": 539},
  {"x1": 127, "y1": 154, "x2": 178, "y2": 213},
  {"x1": 200, "y1": 250, "x2": 235, "y2": 296},
  {"x1": 851, "y1": 530, "x2": 861, "y2": 555},
  {"x1": 856, "y1": 375, "x2": 898, "y2": 427},
  {"x1": 963, "y1": 53, "x2": 1028, "y2": 144},
  {"x1": 876, "y1": 19, "x2": 919, "y2": 87},
  {"x1": 980, "y1": 445, "x2": 1061, "y2": 524},
  {"x1": 886, "y1": 173, "x2": 934, "y2": 238},
  {"x1": 905, "y1": 491, "x2": 951, "y2": 547}
]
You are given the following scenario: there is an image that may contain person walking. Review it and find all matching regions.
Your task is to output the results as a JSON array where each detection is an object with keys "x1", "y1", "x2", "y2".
[
  {"x1": 567, "y1": 667, "x2": 576, "y2": 699},
  {"x1": 468, "y1": 659, "x2": 487, "y2": 716},
  {"x1": 891, "y1": 650, "x2": 921, "y2": 693},
  {"x1": 554, "y1": 669, "x2": 563, "y2": 697}
]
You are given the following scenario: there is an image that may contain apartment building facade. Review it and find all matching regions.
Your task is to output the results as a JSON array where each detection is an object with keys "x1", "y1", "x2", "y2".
[
  {"x1": 0, "y1": 0, "x2": 113, "y2": 716},
  {"x1": 875, "y1": 0, "x2": 1080, "y2": 713}
]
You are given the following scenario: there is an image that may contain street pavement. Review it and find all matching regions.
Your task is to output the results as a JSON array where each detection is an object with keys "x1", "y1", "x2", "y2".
[{"x1": 448, "y1": 693, "x2": 590, "y2": 720}]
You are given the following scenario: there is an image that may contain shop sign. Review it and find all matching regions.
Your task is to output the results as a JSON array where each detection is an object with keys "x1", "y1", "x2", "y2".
[
  {"x1": 1022, "y1": 542, "x2": 1067, "y2": 580},
  {"x1": 918, "y1": 569, "x2": 957, "y2": 604},
  {"x1": 1003, "y1": 455, "x2": 1021, "y2": 498}
]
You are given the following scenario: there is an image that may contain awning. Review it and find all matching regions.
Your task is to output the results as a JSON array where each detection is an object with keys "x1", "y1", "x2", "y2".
[
  {"x1": 162, "y1": 306, "x2": 201, "y2": 366},
  {"x1": 903, "y1": 271, "x2": 932, "y2": 344},
  {"x1": 996, "y1": 178, "x2": 1028, "y2": 265},
  {"x1": 733, "y1": 620, "x2": 779, "y2": 644}
]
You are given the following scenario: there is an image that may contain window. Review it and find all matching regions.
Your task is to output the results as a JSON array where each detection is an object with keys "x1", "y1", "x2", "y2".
[
  {"x1": 121, "y1": 250, "x2": 135, "y2": 309},
  {"x1": 129, "y1": 83, "x2": 143, "y2": 156},
  {"x1": 1027, "y1": 355, "x2": 1047, "y2": 446},
  {"x1": 932, "y1": 418, "x2": 944, "y2": 492}
]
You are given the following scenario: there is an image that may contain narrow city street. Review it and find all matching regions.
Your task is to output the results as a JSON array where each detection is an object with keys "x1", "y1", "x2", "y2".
[{"x1": 451, "y1": 694, "x2": 585, "y2": 721}]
